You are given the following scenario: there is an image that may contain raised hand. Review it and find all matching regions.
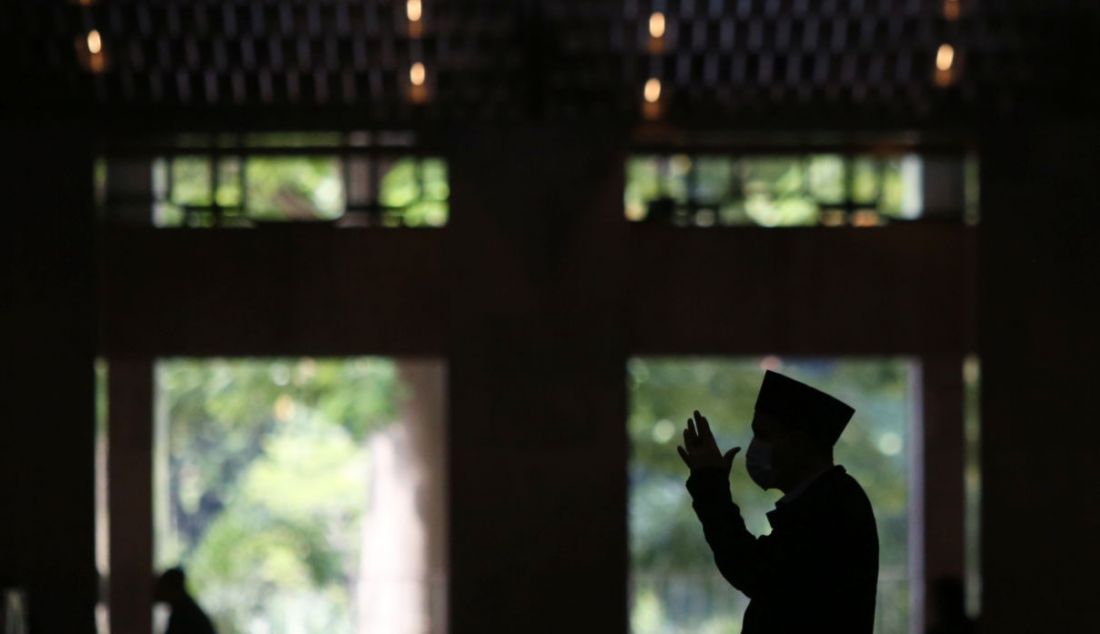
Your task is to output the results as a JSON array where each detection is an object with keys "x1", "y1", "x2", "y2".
[{"x1": 677, "y1": 410, "x2": 741, "y2": 473}]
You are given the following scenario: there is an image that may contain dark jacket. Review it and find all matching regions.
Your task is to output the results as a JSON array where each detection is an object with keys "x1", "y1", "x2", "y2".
[{"x1": 686, "y1": 465, "x2": 879, "y2": 634}]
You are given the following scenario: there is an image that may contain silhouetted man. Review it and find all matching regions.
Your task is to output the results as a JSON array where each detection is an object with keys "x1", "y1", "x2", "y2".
[
  {"x1": 154, "y1": 567, "x2": 216, "y2": 634},
  {"x1": 678, "y1": 370, "x2": 879, "y2": 633}
]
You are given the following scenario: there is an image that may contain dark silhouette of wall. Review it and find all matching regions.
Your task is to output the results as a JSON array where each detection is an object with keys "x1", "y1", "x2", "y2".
[
  {"x1": 0, "y1": 123, "x2": 98, "y2": 633},
  {"x1": 3, "y1": 116, "x2": 1097, "y2": 634},
  {"x1": 979, "y1": 119, "x2": 1100, "y2": 632}
]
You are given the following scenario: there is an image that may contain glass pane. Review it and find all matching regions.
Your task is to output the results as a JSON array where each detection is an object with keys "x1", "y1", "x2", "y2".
[
  {"x1": 245, "y1": 156, "x2": 345, "y2": 221},
  {"x1": 171, "y1": 156, "x2": 212, "y2": 207},
  {"x1": 664, "y1": 155, "x2": 691, "y2": 202},
  {"x1": 625, "y1": 156, "x2": 660, "y2": 221},
  {"x1": 852, "y1": 158, "x2": 882, "y2": 205},
  {"x1": 879, "y1": 158, "x2": 905, "y2": 218},
  {"x1": 94, "y1": 157, "x2": 108, "y2": 210},
  {"x1": 963, "y1": 356, "x2": 981, "y2": 616},
  {"x1": 215, "y1": 158, "x2": 242, "y2": 209},
  {"x1": 964, "y1": 155, "x2": 980, "y2": 225},
  {"x1": 404, "y1": 200, "x2": 449, "y2": 228},
  {"x1": 629, "y1": 357, "x2": 915, "y2": 634},
  {"x1": 379, "y1": 158, "x2": 423, "y2": 209},
  {"x1": 693, "y1": 157, "x2": 732, "y2": 203},
  {"x1": 421, "y1": 159, "x2": 449, "y2": 202},
  {"x1": 808, "y1": 155, "x2": 845, "y2": 204},
  {"x1": 95, "y1": 359, "x2": 110, "y2": 634},
  {"x1": 742, "y1": 157, "x2": 817, "y2": 227},
  {"x1": 155, "y1": 358, "x2": 447, "y2": 634},
  {"x1": 375, "y1": 158, "x2": 451, "y2": 226}
]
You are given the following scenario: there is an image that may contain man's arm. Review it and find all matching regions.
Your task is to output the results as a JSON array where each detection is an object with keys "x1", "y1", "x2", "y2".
[
  {"x1": 685, "y1": 467, "x2": 772, "y2": 598},
  {"x1": 679, "y1": 411, "x2": 815, "y2": 600}
]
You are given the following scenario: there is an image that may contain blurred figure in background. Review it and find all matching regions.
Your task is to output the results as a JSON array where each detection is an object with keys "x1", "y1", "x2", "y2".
[
  {"x1": 927, "y1": 576, "x2": 978, "y2": 634},
  {"x1": 154, "y1": 567, "x2": 216, "y2": 634}
]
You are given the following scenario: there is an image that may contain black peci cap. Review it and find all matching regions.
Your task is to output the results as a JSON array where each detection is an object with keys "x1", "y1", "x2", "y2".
[{"x1": 754, "y1": 370, "x2": 855, "y2": 447}]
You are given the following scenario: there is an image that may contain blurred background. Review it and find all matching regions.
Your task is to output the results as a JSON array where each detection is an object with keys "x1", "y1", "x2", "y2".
[{"x1": 1, "y1": 1, "x2": 1098, "y2": 633}]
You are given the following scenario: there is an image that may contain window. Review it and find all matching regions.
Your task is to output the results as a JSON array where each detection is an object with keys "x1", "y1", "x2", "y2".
[
  {"x1": 628, "y1": 357, "x2": 916, "y2": 634},
  {"x1": 153, "y1": 358, "x2": 447, "y2": 634},
  {"x1": 95, "y1": 359, "x2": 110, "y2": 634},
  {"x1": 624, "y1": 152, "x2": 977, "y2": 227},
  {"x1": 963, "y1": 356, "x2": 981, "y2": 617},
  {"x1": 100, "y1": 132, "x2": 449, "y2": 228}
]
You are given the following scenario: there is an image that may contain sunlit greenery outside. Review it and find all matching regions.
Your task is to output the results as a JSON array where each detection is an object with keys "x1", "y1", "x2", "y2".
[
  {"x1": 963, "y1": 356, "x2": 981, "y2": 616},
  {"x1": 151, "y1": 155, "x2": 448, "y2": 228},
  {"x1": 94, "y1": 360, "x2": 110, "y2": 634},
  {"x1": 629, "y1": 357, "x2": 914, "y2": 634},
  {"x1": 624, "y1": 155, "x2": 919, "y2": 227},
  {"x1": 154, "y1": 358, "x2": 402, "y2": 634}
]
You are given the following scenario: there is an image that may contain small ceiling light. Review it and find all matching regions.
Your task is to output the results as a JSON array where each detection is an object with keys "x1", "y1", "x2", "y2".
[
  {"x1": 649, "y1": 12, "x2": 666, "y2": 39},
  {"x1": 936, "y1": 43, "x2": 955, "y2": 71},
  {"x1": 86, "y1": 30, "x2": 102, "y2": 55},
  {"x1": 644, "y1": 78, "x2": 661, "y2": 103},
  {"x1": 410, "y1": 62, "x2": 426, "y2": 87},
  {"x1": 407, "y1": 0, "x2": 422, "y2": 22}
]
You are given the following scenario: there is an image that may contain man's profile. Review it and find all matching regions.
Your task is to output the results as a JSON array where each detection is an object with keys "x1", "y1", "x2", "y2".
[
  {"x1": 677, "y1": 370, "x2": 879, "y2": 633},
  {"x1": 154, "y1": 567, "x2": 217, "y2": 634}
]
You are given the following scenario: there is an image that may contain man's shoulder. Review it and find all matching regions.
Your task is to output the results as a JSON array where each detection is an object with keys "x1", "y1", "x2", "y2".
[{"x1": 807, "y1": 467, "x2": 878, "y2": 525}]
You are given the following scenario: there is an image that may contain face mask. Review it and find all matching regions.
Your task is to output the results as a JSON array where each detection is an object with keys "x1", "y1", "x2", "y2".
[{"x1": 746, "y1": 437, "x2": 775, "y2": 490}]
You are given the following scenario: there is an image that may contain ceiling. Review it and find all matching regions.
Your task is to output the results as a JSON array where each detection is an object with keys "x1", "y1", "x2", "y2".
[{"x1": 1, "y1": 1, "x2": 1096, "y2": 128}]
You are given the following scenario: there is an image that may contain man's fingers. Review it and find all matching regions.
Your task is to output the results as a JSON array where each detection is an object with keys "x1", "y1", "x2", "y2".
[
  {"x1": 684, "y1": 426, "x2": 700, "y2": 450},
  {"x1": 677, "y1": 445, "x2": 691, "y2": 468},
  {"x1": 685, "y1": 418, "x2": 702, "y2": 446},
  {"x1": 694, "y1": 410, "x2": 713, "y2": 440},
  {"x1": 722, "y1": 446, "x2": 741, "y2": 471}
]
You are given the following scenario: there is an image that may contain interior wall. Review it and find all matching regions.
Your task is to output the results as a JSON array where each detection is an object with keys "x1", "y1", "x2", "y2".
[
  {"x1": 445, "y1": 126, "x2": 631, "y2": 633},
  {"x1": 0, "y1": 123, "x2": 98, "y2": 633},
  {"x1": 979, "y1": 119, "x2": 1100, "y2": 632},
  {"x1": 0, "y1": 120, "x2": 1034, "y2": 634}
]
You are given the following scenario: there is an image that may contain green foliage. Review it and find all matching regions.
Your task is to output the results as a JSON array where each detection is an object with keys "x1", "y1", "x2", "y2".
[
  {"x1": 153, "y1": 153, "x2": 449, "y2": 227},
  {"x1": 171, "y1": 156, "x2": 213, "y2": 206},
  {"x1": 628, "y1": 357, "x2": 913, "y2": 633},
  {"x1": 379, "y1": 158, "x2": 449, "y2": 227},
  {"x1": 245, "y1": 157, "x2": 344, "y2": 220},
  {"x1": 155, "y1": 358, "x2": 397, "y2": 634},
  {"x1": 624, "y1": 155, "x2": 908, "y2": 225}
]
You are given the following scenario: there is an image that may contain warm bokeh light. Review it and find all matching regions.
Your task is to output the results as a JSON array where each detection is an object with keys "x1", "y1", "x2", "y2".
[
  {"x1": 852, "y1": 210, "x2": 882, "y2": 227},
  {"x1": 649, "y1": 12, "x2": 666, "y2": 39},
  {"x1": 410, "y1": 62, "x2": 426, "y2": 86},
  {"x1": 86, "y1": 30, "x2": 102, "y2": 55},
  {"x1": 406, "y1": 0, "x2": 422, "y2": 22},
  {"x1": 644, "y1": 78, "x2": 661, "y2": 103},
  {"x1": 759, "y1": 355, "x2": 782, "y2": 371},
  {"x1": 945, "y1": 0, "x2": 961, "y2": 21},
  {"x1": 821, "y1": 210, "x2": 847, "y2": 226},
  {"x1": 936, "y1": 43, "x2": 956, "y2": 71},
  {"x1": 88, "y1": 53, "x2": 107, "y2": 73}
]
